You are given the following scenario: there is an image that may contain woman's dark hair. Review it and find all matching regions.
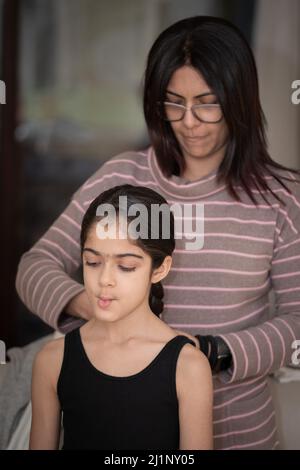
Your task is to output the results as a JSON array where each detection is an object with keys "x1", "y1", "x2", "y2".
[
  {"x1": 143, "y1": 15, "x2": 300, "y2": 205},
  {"x1": 80, "y1": 184, "x2": 175, "y2": 316}
]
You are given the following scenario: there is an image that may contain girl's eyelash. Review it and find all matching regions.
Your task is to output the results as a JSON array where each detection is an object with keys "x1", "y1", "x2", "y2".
[
  {"x1": 119, "y1": 266, "x2": 136, "y2": 272},
  {"x1": 85, "y1": 261, "x2": 136, "y2": 272}
]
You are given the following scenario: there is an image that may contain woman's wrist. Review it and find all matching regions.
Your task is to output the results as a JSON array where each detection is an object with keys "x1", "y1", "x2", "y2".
[{"x1": 195, "y1": 335, "x2": 232, "y2": 372}]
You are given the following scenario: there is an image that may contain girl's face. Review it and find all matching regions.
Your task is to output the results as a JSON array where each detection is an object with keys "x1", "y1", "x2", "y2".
[
  {"x1": 166, "y1": 65, "x2": 229, "y2": 173},
  {"x1": 82, "y1": 221, "x2": 170, "y2": 323}
]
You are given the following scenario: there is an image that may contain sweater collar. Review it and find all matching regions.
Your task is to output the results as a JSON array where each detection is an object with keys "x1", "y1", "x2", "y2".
[{"x1": 147, "y1": 146, "x2": 226, "y2": 200}]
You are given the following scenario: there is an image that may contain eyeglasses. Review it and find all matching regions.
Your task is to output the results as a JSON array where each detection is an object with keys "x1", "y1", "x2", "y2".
[{"x1": 162, "y1": 101, "x2": 223, "y2": 124}]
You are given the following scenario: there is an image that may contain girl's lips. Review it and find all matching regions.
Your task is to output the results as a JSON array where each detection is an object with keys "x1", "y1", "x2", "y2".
[{"x1": 98, "y1": 297, "x2": 114, "y2": 309}]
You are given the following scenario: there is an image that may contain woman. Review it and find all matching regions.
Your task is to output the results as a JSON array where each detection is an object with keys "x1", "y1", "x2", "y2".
[
  {"x1": 17, "y1": 16, "x2": 300, "y2": 449},
  {"x1": 29, "y1": 185, "x2": 212, "y2": 450}
]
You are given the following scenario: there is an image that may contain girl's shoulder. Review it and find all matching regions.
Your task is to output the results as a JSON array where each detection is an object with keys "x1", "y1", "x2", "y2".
[
  {"x1": 176, "y1": 343, "x2": 212, "y2": 393},
  {"x1": 33, "y1": 337, "x2": 65, "y2": 386},
  {"x1": 36, "y1": 335, "x2": 65, "y2": 358},
  {"x1": 177, "y1": 342, "x2": 209, "y2": 371}
]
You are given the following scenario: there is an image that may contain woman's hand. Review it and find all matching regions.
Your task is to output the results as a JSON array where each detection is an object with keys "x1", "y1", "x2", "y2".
[
  {"x1": 173, "y1": 329, "x2": 200, "y2": 349},
  {"x1": 65, "y1": 291, "x2": 93, "y2": 321}
]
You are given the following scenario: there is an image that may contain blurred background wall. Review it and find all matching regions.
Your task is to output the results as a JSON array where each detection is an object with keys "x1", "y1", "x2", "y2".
[{"x1": 0, "y1": 0, "x2": 299, "y2": 347}]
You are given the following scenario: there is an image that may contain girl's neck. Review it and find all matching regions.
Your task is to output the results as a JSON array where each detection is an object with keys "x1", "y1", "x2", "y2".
[{"x1": 85, "y1": 308, "x2": 165, "y2": 345}]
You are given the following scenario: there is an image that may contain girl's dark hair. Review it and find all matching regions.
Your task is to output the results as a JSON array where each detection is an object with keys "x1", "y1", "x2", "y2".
[
  {"x1": 143, "y1": 15, "x2": 300, "y2": 205},
  {"x1": 80, "y1": 184, "x2": 175, "y2": 316}
]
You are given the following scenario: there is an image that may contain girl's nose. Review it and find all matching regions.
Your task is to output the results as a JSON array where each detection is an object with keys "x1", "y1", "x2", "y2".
[{"x1": 98, "y1": 264, "x2": 115, "y2": 287}]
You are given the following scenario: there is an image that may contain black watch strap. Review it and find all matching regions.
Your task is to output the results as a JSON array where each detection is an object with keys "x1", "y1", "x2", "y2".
[
  {"x1": 214, "y1": 336, "x2": 232, "y2": 372},
  {"x1": 196, "y1": 335, "x2": 232, "y2": 372}
]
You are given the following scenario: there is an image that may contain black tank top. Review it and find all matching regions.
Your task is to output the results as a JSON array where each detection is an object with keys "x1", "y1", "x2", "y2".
[{"x1": 57, "y1": 328, "x2": 195, "y2": 450}]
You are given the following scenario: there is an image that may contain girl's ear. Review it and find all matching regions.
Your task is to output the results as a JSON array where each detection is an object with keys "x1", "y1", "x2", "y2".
[{"x1": 151, "y1": 256, "x2": 172, "y2": 283}]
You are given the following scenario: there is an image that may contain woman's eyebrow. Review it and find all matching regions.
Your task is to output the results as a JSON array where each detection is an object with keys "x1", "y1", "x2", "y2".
[
  {"x1": 166, "y1": 89, "x2": 214, "y2": 99},
  {"x1": 83, "y1": 248, "x2": 143, "y2": 259}
]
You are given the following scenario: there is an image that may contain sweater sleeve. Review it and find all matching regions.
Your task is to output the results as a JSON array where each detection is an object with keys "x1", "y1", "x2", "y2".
[
  {"x1": 15, "y1": 160, "x2": 120, "y2": 333},
  {"x1": 218, "y1": 178, "x2": 300, "y2": 383}
]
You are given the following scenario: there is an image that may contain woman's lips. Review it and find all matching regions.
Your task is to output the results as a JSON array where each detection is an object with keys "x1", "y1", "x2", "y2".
[{"x1": 184, "y1": 135, "x2": 208, "y2": 142}]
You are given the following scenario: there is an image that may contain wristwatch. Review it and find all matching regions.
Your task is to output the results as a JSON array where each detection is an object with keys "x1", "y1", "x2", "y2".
[{"x1": 214, "y1": 336, "x2": 233, "y2": 372}]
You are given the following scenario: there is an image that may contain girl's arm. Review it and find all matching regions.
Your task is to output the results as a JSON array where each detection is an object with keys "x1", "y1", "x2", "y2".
[
  {"x1": 176, "y1": 345, "x2": 213, "y2": 450},
  {"x1": 29, "y1": 341, "x2": 63, "y2": 450}
]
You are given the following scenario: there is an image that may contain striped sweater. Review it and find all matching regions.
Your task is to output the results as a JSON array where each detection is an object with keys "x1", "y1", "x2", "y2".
[{"x1": 16, "y1": 147, "x2": 300, "y2": 450}]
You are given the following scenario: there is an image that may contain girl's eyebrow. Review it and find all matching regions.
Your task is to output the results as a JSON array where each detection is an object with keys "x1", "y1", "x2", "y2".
[
  {"x1": 166, "y1": 89, "x2": 214, "y2": 99},
  {"x1": 83, "y1": 248, "x2": 143, "y2": 259}
]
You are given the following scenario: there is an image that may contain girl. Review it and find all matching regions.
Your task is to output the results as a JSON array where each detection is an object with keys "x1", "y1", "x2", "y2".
[
  {"x1": 18, "y1": 16, "x2": 300, "y2": 449},
  {"x1": 29, "y1": 185, "x2": 213, "y2": 450}
]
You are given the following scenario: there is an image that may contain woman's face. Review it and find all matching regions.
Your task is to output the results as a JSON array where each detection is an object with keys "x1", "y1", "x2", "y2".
[{"x1": 166, "y1": 65, "x2": 229, "y2": 174}]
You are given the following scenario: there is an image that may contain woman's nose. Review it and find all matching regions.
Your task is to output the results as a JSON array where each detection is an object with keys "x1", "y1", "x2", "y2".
[{"x1": 182, "y1": 107, "x2": 201, "y2": 129}]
